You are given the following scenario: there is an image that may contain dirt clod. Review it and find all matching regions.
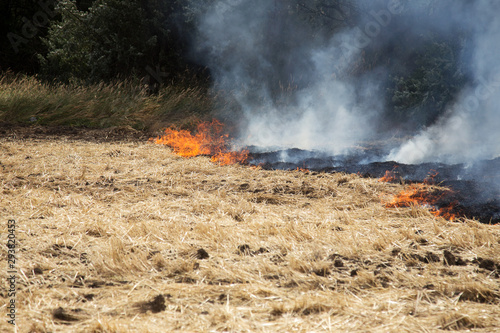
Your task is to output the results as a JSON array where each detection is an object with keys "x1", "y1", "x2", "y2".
[
  {"x1": 52, "y1": 307, "x2": 81, "y2": 322},
  {"x1": 137, "y1": 295, "x2": 167, "y2": 313},
  {"x1": 417, "y1": 238, "x2": 428, "y2": 245},
  {"x1": 424, "y1": 251, "x2": 441, "y2": 263},
  {"x1": 479, "y1": 259, "x2": 497, "y2": 271},
  {"x1": 443, "y1": 250, "x2": 465, "y2": 266},
  {"x1": 404, "y1": 252, "x2": 440, "y2": 264},
  {"x1": 312, "y1": 267, "x2": 331, "y2": 277},
  {"x1": 196, "y1": 248, "x2": 210, "y2": 260},
  {"x1": 391, "y1": 248, "x2": 401, "y2": 256},
  {"x1": 253, "y1": 247, "x2": 269, "y2": 255},
  {"x1": 333, "y1": 259, "x2": 344, "y2": 268},
  {"x1": 238, "y1": 244, "x2": 252, "y2": 255},
  {"x1": 443, "y1": 250, "x2": 456, "y2": 265},
  {"x1": 239, "y1": 183, "x2": 250, "y2": 190}
]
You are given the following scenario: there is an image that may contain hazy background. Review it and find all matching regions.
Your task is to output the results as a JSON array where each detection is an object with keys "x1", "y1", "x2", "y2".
[{"x1": 194, "y1": 0, "x2": 500, "y2": 164}]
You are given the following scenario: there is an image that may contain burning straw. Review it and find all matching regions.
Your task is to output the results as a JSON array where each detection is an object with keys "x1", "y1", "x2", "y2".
[
  {"x1": 153, "y1": 120, "x2": 461, "y2": 221},
  {"x1": 380, "y1": 170, "x2": 458, "y2": 221},
  {"x1": 151, "y1": 119, "x2": 249, "y2": 165},
  {"x1": 383, "y1": 184, "x2": 458, "y2": 221}
]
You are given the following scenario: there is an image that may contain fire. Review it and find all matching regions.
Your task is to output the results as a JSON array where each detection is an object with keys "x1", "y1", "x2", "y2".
[
  {"x1": 423, "y1": 169, "x2": 438, "y2": 185},
  {"x1": 211, "y1": 151, "x2": 249, "y2": 166},
  {"x1": 381, "y1": 169, "x2": 457, "y2": 220},
  {"x1": 296, "y1": 166, "x2": 310, "y2": 173},
  {"x1": 379, "y1": 166, "x2": 402, "y2": 182},
  {"x1": 151, "y1": 120, "x2": 249, "y2": 165},
  {"x1": 379, "y1": 169, "x2": 397, "y2": 182},
  {"x1": 430, "y1": 203, "x2": 457, "y2": 221},
  {"x1": 384, "y1": 183, "x2": 457, "y2": 221}
]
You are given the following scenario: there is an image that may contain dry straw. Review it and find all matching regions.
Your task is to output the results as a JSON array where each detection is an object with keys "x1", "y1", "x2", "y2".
[{"x1": 0, "y1": 132, "x2": 499, "y2": 332}]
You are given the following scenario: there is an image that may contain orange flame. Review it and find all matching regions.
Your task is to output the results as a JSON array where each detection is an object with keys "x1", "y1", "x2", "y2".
[
  {"x1": 430, "y1": 203, "x2": 457, "y2": 221},
  {"x1": 151, "y1": 120, "x2": 249, "y2": 165},
  {"x1": 211, "y1": 151, "x2": 249, "y2": 166},
  {"x1": 423, "y1": 169, "x2": 439, "y2": 185},
  {"x1": 379, "y1": 166, "x2": 401, "y2": 183},
  {"x1": 384, "y1": 183, "x2": 457, "y2": 221},
  {"x1": 296, "y1": 165, "x2": 310, "y2": 173},
  {"x1": 379, "y1": 169, "x2": 397, "y2": 182}
]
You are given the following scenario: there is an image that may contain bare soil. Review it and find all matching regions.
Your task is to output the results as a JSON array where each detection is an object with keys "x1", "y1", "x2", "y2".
[{"x1": 1, "y1": 127, "x2": 499, "y2": 332}]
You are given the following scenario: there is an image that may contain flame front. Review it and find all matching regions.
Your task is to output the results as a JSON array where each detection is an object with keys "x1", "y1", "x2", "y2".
[
  {"x1": 152, "y1": 120, "x2": 248, "y2": 165},
  {"x1": 379, "y1": 170, "x2": 397, "y2": 182},
  {"x1": 384, "y1": 183, "x2": 457, "y2": 221}
]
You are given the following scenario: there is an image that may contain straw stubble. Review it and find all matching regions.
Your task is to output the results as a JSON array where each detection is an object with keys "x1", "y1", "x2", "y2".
[{"x1": 0, "y1": 133, "x2": 498, "y2": 332}]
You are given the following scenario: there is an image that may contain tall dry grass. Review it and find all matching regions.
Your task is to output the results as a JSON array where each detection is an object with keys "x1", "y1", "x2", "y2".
[{"x1": 0, "y1": 72, "x2": 215, "y2": 130}]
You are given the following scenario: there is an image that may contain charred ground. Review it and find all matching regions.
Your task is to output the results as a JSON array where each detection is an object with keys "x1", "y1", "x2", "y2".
[{"x1": 250, "y1": 148, "x2": 500, "y2": 224}]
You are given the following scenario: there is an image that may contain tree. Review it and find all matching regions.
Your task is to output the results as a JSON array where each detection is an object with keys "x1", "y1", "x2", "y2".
[
  {"x1": 37, "y1": 0, "x2": 212, "y2": 85},
  {"x1": 39, "y1": 0, "x2": 157, "y2": 83}
]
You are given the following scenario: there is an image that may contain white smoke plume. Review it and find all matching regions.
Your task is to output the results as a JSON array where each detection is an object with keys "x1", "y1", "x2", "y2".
[
  {"x1": 388, "y1": 1, "x2": 500, "y2": 164},
  {"x1": 195, "y1": 0, "x2": 391, "y2": 154},
  {"x1": 194, "y1": 0, "x2": 500, "y2": 163}
]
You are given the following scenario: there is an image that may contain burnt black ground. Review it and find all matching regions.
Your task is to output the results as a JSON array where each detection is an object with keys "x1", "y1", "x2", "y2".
[{"x1": 249, "y1": 148, "x2": 500, "y2": 224}]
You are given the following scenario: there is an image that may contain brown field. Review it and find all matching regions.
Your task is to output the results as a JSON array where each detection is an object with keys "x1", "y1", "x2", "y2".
[{"x1": 1, "y1": 127, "x2": 499, "y2": 332}]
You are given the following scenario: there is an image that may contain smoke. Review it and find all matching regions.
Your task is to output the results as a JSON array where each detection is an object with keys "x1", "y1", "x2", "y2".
[
  {"x1": 388, "y1": 1, "x2": 500, "y2": 164},
  {"x1": 195, "y1": 0, "x2": 387, "y2": 154},
  {"x1": 194, "y1": 0, "x2": 500, "y2": 163}
]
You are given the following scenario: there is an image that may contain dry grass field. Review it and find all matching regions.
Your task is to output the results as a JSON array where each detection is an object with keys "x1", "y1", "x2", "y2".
[{"x1": 1, "y1": 127, "x2": 499, "y2": 332}]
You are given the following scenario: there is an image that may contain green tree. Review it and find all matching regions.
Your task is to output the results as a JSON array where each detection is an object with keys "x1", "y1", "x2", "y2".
[
  {"x1": 38, "y1": 0, "x2": 211, "y2": 85},
  {"x1": 39, "y1": 0, "x2": 157, "y2": 83}
]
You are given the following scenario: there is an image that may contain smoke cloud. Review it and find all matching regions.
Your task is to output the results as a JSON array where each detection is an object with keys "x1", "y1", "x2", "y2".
[
  {"x1": 194, "y1": 0, "x2": 500, "y2": 164},
  {"x1": 388, "y1": 1, "x2": 500, "y2": 164}
]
